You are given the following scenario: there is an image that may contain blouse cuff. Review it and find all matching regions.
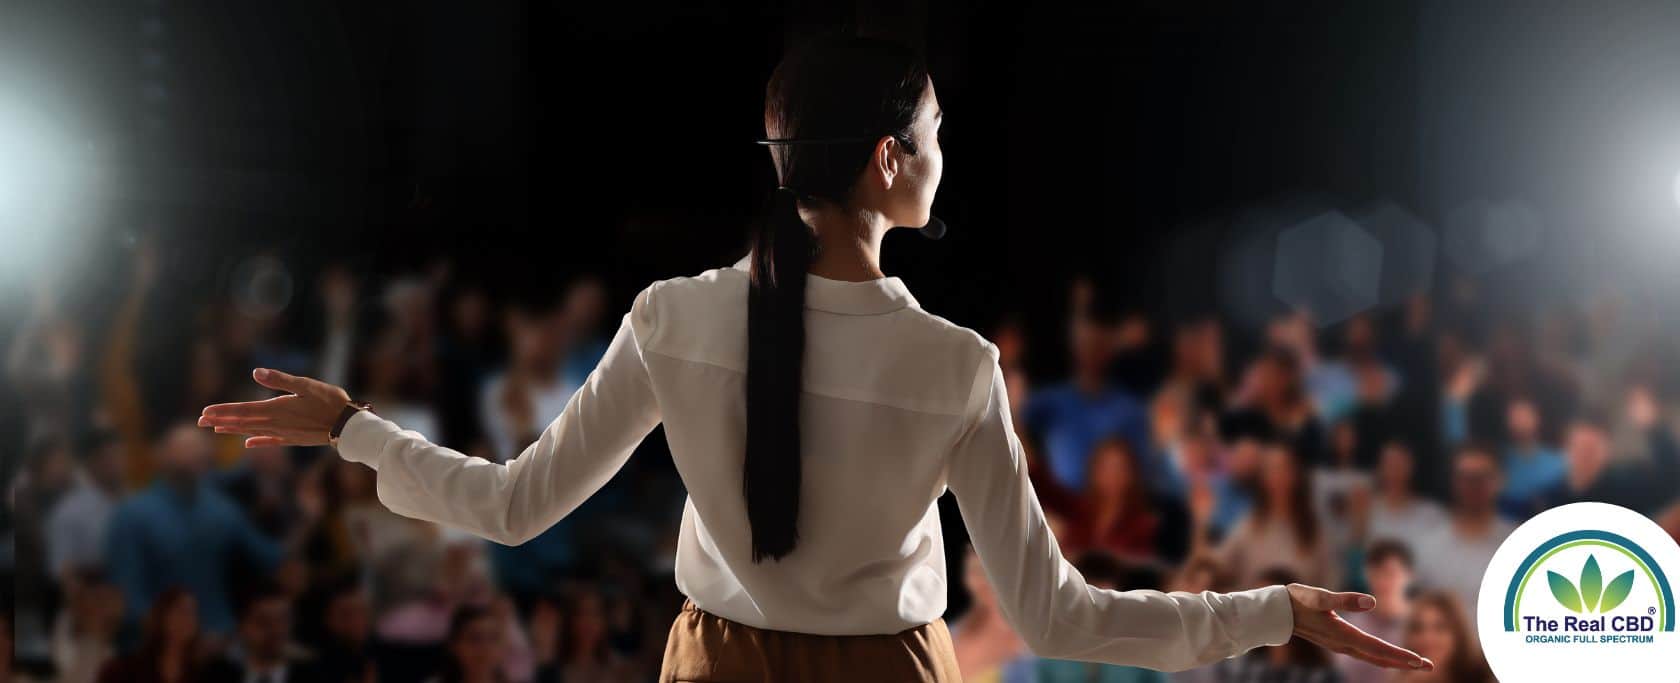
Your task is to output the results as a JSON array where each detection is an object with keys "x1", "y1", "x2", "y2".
[
  {"x1": 335, "y1": 409, "x2": 399, "y2": 471},
  {"x1": 1238, "y1": 584, "x2": 1297, "y2": 650}
]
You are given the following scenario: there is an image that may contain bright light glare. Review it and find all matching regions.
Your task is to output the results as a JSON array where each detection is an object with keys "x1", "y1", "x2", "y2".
[
  {"x1": 0, "y1": 93, "x2": 80, "y2": 281},
  {"x1": 0, "y1": 100, "x2": 60, "y2": 223}
]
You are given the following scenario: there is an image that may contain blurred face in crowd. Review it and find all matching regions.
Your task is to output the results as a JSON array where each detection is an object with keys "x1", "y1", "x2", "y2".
[
  {"x1": 1069, "y1": 315, "x2": 1114, "y2": 379},
  {"x1": 71, "y1": 580, "x2": 124, "y2": 634},
  {"x1": 1451, "y1": 448, "x2": 1502, "y2": 517},
  {"x1": 1565, "y1": 422, "x2": 1612, "y2": 481},
  {"x1": 450, "y1": 613, "x2": 507, "y2": 676},
  {"x1": 1377, "y1": 442, "x2": 1415, "y2": 496},
  {"x1": 1172, "y1": 319, "x2": 1223, "y2": 382},
  {"x1": 1353, "y1": 360, "x2": 1389, "y2": 404},
  {"x1": 158, "y1": 423, "x2": 212, "y2": 484},
  {"x1": 1227, "y1": 438, "x2": 1263, "y2": 480},
  {"x1": 240, "y1": 596, "x2": 293, "y2": 663},
  {"x1": 360, "y1": 332, "x2": 403, "y2": 396},
  {"x1": 566, "y1": 591, "x2": 610, "y2": 656},
  {"x1": 161, "y1": 593, "x2": 200, "y2": 648},
  {"x1": 507, "y1": 308, "x2": 563, "y2": 373},
  {"x1": 1178, "y1": 434, "x2": 1216, "y2": 477},
  {"x1": 1251, "y1": 353, "x2": 1301, "y2": 408},
  {"x1": 450, "y1": 287, "x2": 491, "y2": 340},
  {"x1": 1151, "y1": 391, "x2": 1184, "y2": 445},
  {"x1": 384, "y1": 279, "x2": 436, "y2": 336},
  {"x1": 1507, "y1": 398, "x2": 1541, "y2": 445},
  {"x1": 561, "y1": 277, "x2": 608, "y2": 338},
  {"x1": 88, "y1": 437, "x2": 125, "y2": 490},
  {"x1": 1086, "y1": 439, "x2": 1138, "y2": 501},
  {"x1": 1344, "y1": 315, "x2": 1377, "y2": 356},
  {"x1": 1331, "y1": 421, "x2": 1357, "y2": 464},
  {"x1": 1364, "y1": 553, "x2": 1412, "y2": 604},
  {"x1": 30, "y1": 439, "x2": 73, "y2": 493},
  {"x1": 326, "y1": 588, "x2": 371, "y2": 646},
  {"x1": 1404, "y1": 601, "x2": 1460, "y2": 673},
  {"x1": 1259, "y1": 444, "x2": 1301, "y2": 510}
]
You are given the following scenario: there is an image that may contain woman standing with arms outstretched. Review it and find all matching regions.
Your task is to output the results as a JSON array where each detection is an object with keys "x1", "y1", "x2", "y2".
[{"x1": 200, "y1": 36, "x2": 1432, "y2": 682}]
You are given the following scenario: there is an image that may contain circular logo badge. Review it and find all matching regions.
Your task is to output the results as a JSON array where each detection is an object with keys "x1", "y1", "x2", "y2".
[{"x1": 1478, "y1": 502, "x2": 1680, "y2": 681}]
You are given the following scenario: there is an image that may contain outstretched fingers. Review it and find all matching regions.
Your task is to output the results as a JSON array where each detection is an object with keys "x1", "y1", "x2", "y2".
[
  {"x1": 1325, "y1": 615, "x2": 1432, "y2": 671},
  {"x1": 252, "y1": 367, "x2": 319, "y2": 396},
  {"x1": 201, "y1": 396, "x2": 288, "y2": 419}
]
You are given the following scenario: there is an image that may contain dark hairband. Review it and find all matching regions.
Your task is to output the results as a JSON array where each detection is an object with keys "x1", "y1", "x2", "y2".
[{"x1": 754, "y1": 135, "x2": 888, "y2": 146}]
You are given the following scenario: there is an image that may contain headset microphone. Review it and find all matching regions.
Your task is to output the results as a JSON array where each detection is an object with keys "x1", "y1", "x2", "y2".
[{"x1": 918, "y1": 216, "x2": 947, "y2": 240}]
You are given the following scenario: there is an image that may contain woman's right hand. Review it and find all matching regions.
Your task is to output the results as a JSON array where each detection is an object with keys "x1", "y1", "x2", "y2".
[
  {"x1": 1286, "y1": 583, "x2": 1434, "y2": 671},
  {"x1": 199, "y1": 368, "x2": 352, "y2": 447}
]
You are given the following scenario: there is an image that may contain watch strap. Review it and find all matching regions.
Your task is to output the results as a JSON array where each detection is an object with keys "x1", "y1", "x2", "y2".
[{"x1": 330, "y1": 400, "x2": 374, "y2": 442}]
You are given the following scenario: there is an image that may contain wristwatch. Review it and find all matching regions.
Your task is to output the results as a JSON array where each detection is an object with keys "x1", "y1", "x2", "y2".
[{"x1": 329, "y1": 400, "x2": 374, "y2": 446}]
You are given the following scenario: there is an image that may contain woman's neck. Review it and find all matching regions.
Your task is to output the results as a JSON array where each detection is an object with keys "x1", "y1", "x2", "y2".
[{"x1": 803, "y1": 203, "x2": 888, "y2": 282}]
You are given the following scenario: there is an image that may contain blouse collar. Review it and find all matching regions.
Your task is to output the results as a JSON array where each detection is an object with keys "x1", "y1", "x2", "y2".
[{"x1": 730, "y1": 256, "x2": 919, "y2": 316}]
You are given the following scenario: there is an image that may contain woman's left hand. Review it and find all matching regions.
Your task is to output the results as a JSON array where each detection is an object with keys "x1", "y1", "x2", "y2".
[
  {"x1": 199, "y1": 368, "x2": 351, "y2": 447},
  {"x1": 1286, "y1": 583, "x2": 1434, "y2": 671}
]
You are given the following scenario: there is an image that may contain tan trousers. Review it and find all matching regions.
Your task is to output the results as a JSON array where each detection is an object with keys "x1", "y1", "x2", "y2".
[{"x1": 659, "y1": 600, "x2": 964, "y2": 682}]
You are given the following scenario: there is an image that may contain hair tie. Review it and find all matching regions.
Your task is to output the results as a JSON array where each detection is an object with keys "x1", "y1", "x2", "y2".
[{"x1": 774, "y1": 185, "x2": 813, "y2": 201}]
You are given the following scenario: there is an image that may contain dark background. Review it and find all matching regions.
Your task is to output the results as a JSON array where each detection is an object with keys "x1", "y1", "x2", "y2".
[{"x1": 10, "y1": 0, "x2": 1676, "y2": 382}]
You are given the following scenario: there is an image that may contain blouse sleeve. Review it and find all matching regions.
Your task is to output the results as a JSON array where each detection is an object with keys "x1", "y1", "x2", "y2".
[
  {"x1": 944, "y1": 347, "x2": 1295, "y2": 672},
  {"x1": 334, "y1": 285, "x2": 664, "y2": 546}
]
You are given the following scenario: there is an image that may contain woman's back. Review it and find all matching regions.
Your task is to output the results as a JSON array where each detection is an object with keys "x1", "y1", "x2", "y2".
[{"x1": 642, "y1": 260, "x2": 991, "y2": 634}]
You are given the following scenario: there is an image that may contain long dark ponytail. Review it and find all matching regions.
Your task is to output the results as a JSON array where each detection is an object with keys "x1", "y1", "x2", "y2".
[{"x1": 745, "y1": 37, "x2": 929, "y2": 562}]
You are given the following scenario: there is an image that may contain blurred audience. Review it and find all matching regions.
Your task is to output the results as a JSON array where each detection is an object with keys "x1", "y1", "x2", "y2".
[
  {"x1": 105, "y1": 424, "x2": 283, "y2": 635},
  {"x1": 952, "y1": 546, "x2": 1038, "y2": 682},
  {"x1": 6, "y1": 244, "x2": 1680, "y2": 681},
  {"x1": 1334, "y1": 540, "x2": 1411, "y2": 683},
  {"x1": 97, "y1": 588, "x2": 205, "y2": 683},
  {"x1": 1217, "y1": 441, "x2": 1337, "y2": 589},
  {"x1": 1393, "y1": 591, "x2": 1492, "y2": 683},
  {"x1": 1024, "y1": 288, "x2": 1153, "y2": 493},
  {"x1": 1411, "y1": 445, "x2": 1514, "y2": 622},
  {"x1": 1213, "y1": 569, "x2": 1341, "y2": 682}
]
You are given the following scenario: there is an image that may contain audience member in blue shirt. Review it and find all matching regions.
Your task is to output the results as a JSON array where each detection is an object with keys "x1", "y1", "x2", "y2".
[
  {"x1": 1024, "y1": 313, "x2": 1153, "y2": 491},
  {"x1": 106, "y1": 423, "x2": 283, "y2": 635},
  {"x1": 1497, "y1": 397, "x2": 1566, "y2": 519}
]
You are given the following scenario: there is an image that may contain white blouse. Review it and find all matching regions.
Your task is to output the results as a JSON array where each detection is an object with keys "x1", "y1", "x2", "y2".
[{"x1": 336, "y1": 259, "x2": 1294, "y2": 671}]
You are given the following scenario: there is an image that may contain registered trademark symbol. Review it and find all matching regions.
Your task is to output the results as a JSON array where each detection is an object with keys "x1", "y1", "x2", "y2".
[{"x1": 1650, "y1": 606, "x2": 1658, "y2": 615}]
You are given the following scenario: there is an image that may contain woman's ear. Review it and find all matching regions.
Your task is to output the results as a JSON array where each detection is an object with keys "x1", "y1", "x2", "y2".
[{"x1": 871, "y1": 135, "x2": 901, "y2": 191}]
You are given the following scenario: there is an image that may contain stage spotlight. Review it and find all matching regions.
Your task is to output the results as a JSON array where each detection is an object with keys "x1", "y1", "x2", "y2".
[{"x1": 0, "y1": 92, "x2": 87, "y2": 280}]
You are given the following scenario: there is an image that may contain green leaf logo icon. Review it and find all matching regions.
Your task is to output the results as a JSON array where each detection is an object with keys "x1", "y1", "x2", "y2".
[
  {"x1": 1548, "y1": 555, "x2": 1637, "y2": 613},
  {"x1": 1600, "y1": 570, "x2": 1636, "y2": 613},
  {"x1": 1582, "y1": 555, "x2": 1603, "y2": 612},
  {"x1": 1550, "y1": 570, "x2": 1584, "y2": 613}
]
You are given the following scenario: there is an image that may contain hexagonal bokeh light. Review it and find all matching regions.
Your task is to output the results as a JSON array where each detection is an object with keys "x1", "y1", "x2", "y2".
[
  {"x1": 1444, "y1": 199, "x2": 1545, "y2": 274},
  {"x1": 1271, "y1": 210, "x2": 1384, "y2": 326},
  {"x1": 1356, "y1": 202, "x2": 1437, "y2": 305}
]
